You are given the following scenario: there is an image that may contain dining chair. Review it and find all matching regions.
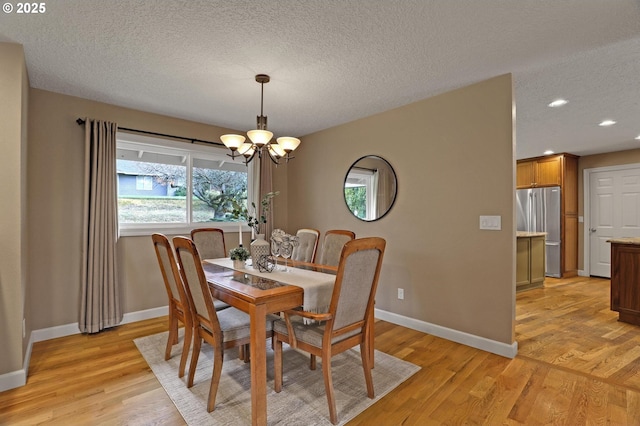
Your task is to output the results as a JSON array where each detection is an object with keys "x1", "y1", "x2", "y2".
[
  {"x1": 173, "y1": 236, "x2": 276, "y2": 412},
  {"x1": 273, "y1": 237, "x2": 386, "y2": 425},
  {"x1": 317, "y1": 230, "x2": 356, "y2": 267},
  {"x1": 190, "y1": 228, "x2": 227, "y2": 259},
  {"x1": 151, "y1": 233, "x2": 193, "y2": 379},
  {"x1": 290, "y1": 228, "x2": 320, "y2": 263}
]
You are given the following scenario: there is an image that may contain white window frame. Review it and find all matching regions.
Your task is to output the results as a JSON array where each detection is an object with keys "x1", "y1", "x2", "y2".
[
  {"x1": 117, "y1": 132, "x2": 256, "y2": 237},
  {"x1": 345, "y1": 167, "x2": 378, "y2": 221},
  {"x1": 135, "y1": 175, "x2": 153, "y2": 191}
]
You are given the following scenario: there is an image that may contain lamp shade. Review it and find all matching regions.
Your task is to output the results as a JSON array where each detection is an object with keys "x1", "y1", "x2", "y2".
[
  {"x1": 220, "y1": 134, "x2": 246, "y2": 149},
  {"x1": 247, "y1": 129, "x2": 273, "y2": 146},
  {"x1": 269, "y1": 143, "x2": 286, "y2": 158},
  {"x1": 276, "y1": 136, "x2": 301, "y2": 152},
  {"x1": 238, "y1": 142, "x2": 255, "y2": 157}
]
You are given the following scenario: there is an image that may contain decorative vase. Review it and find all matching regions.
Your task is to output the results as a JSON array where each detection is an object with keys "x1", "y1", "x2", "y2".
[
  {"x1": 233, "y1": 259, "x2": 245, "y2": 269},
  {"x1": 250, "y1": 234, "x2": 270, "y2": 270}
]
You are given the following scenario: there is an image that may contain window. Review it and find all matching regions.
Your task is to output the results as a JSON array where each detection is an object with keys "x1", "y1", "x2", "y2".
[
  {"x1": 116, "y1": 132, "x2": 255, "y2": 236},
  {"x1": 135, "y1": 175, "x2": 153, "y2": 191}
]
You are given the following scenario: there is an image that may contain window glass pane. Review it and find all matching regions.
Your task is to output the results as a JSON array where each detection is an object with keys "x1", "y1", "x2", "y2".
[
  {"x1": 344, "y1": 186, "x2": 367, "y2": 219},
  {"x1": 117, "y1": 158, "x2": 187, "y2": 223},
  {"x1": 192, "y1": 157, "x2": 248, "y2": 223}
]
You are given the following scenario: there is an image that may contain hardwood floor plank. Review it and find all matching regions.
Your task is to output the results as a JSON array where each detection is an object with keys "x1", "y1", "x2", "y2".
[{"x1": 3, "y1": 276, "x2": 640, "y2": 424}]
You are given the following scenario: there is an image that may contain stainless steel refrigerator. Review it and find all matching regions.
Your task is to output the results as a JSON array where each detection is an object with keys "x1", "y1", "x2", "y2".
[{"x1": 516, "y1": 186, "x2": 561, "y2": 277}]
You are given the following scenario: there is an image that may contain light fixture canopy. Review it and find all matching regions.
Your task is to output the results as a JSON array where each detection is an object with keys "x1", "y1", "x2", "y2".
[{"x1": 220, "y1": 74, "x2": 300, "y2": 165}]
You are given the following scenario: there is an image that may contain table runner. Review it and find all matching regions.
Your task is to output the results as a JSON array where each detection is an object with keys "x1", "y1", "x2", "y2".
[{"x1": 204, "y1": 258, "x2": 335, "y2": 314}]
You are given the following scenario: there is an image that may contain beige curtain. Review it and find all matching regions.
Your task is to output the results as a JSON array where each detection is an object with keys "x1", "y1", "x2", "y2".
[
  {"x1": 259, "y1": 152, "x2": 274, "y2": 239},
  {"x1": 79, "y1": 119, "x2": 122, "y2": 333}
]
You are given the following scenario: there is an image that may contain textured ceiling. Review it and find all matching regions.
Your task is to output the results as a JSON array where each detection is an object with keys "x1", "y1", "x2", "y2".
[{"x1": 1, "y1": 0, "x2": 640, "y2": 159}]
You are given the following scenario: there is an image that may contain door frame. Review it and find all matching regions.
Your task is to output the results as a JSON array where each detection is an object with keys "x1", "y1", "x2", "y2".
[{"x1": 583, "y1": 162, "x2": 640, "y2": 276}]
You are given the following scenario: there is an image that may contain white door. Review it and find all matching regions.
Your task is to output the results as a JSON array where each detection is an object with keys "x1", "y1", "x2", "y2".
[{"x1": 589, "y1": 168, "x2": 640, "y2": 277}]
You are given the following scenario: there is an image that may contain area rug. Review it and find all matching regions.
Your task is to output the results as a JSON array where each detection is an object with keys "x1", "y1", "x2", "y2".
[{"x1": 134, "y1": 331, "x2": 419, "y2": 425}]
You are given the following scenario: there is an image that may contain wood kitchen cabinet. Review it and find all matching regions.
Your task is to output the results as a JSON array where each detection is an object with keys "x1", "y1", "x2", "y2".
[
  {"x1": 517, "y1": 153, "x2": 579, "y2": 277},
  {"x1": 610, "y1": 239, "x2": 640, "y2": 325},
  {"x1": 516, "y1": 232, "x2": 546, "y2": 291},
  {"x1": 516, "y1": 156, "x2": 562, "y2": 189}
]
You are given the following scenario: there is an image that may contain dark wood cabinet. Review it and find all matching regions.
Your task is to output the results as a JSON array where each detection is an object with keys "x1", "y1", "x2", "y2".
[
  {"x1": 610, "y1": 240, "x2": 640, "y2": 325},
  {"x1": 517, "y1": 153, "x2": 579, "y2": 277}
]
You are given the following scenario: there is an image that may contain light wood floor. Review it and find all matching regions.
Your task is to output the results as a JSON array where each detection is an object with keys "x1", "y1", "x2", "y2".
[{"x1": 2, "y1": 276, "x2": 640, "y2": 425}]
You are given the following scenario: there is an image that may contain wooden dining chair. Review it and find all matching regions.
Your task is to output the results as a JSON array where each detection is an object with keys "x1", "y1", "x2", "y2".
[
  {"x1": 190, "y1": 228, "x2": 227, "y2": 259},
  {"x1": 291, "y1": 228, "x2": 320, "y2": 263},
  {"x1": 273, "y1": 237, "x2": 386, "y2": 425},
  {"x1": 173, "y1": 236, "x2": 275, "y2": 412},
  {"x1": 317, "y1": 230, "x2": 356, "y2": 266},
  {"x1": 151, "y1": 233, "x2": 193, "y2": 378}
]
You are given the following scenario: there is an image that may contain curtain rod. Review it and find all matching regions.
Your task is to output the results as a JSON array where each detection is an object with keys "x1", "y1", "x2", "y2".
[{"x1": 75, "y1": 118, "x2": 225, "y2": 148}]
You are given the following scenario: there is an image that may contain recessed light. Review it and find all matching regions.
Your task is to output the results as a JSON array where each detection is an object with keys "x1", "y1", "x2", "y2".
[
  {"x1": 548, "y1": 99, "x2": 568, "y2": 108},
  {"x1": 636, "y1": 135, "x2": 640, "y2": 140},
  {"x1": 544, "y1": 150, "x2": 555, "y2": 155},
  {"x1": 599, "y1": 120, "x2": 616, "y2": 127}
]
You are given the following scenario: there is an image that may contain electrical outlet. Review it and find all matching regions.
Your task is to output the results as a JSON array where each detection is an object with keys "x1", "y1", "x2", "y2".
[{"x1": 398, "y1": 288, "x2": 404, "y2": 300}]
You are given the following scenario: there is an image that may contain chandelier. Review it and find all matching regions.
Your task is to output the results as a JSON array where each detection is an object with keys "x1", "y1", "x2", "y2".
[{"x1": 220, "y1": 74, "x2": 300, "y2": 165}]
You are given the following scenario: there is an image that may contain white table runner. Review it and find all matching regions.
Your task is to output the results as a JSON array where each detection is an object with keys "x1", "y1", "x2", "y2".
[{"x1": 204, "y1": 258, "x2": 335, "y2": 314}]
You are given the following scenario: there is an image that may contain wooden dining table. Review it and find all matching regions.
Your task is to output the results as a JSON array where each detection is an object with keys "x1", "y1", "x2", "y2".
[
  {"x1": 201, "y1": 258, "x2": 373, "y2": 426},
  {"x1": 201, "y1": 259, "x2": 330, "y2": 425}
]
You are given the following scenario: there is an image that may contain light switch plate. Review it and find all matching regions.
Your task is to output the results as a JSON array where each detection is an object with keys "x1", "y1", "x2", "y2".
[{"x1": 480, "y1": 215, "x2": 501, "y2": 230}]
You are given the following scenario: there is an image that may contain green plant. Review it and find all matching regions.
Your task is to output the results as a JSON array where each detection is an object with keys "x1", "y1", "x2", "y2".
[
  {"x1": 229, "y1": 191, "x2": 279, "y2": 235},
  {"x1": 229, "y1": 246, "x2": 250, "y2": 261}
]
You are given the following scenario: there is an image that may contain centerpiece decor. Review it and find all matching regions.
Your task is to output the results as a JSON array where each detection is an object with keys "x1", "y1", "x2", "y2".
[
  {"x1": 229, "y1": 246, "x2": 250, "y2": 269},
  {"x1": 271, "y1": 229, "x2": 299, "y2": 272},
  {"x1": 250, "y1": 236, "x2": 270, "y2": 270},
  {"x1": 230, "y1": 191, "x2": 279, "y2": 269}
]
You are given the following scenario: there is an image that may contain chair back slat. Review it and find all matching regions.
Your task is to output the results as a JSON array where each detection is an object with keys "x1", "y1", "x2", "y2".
[
  {"x1": 173, "y1": 236, "x2": 222, "y2": 334},
  {"x1": 291, "y1": 228, "x2": 320, "y2": 262},
  {"x1": 328, "y1": 237, "x2": 385, "y2": 333},
  {"x1": 191, "y1": 228, "x2": 227, "y2": 259},
  {"x1": 318, "y1": 230, "x2": 355, "y2": 266},
  {"x1": 152, "y1": 234, "x2": 185, "y2": 305}
]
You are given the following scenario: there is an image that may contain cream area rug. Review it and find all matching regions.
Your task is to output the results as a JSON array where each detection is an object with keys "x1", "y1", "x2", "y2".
[{"x1": 134, "y1": 330, "x2": 420, "y2": 425}]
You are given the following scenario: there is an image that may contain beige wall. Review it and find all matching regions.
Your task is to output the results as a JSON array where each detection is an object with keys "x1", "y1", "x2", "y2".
[
  {"x1": 0, "y1": 43, "x2": 29, "y2": 376},
  {"x1": 577, "y1": 149, "x2": 640, "y2": 270},
  {"x1": 285, "y1": 74, "x2": 516, "y2": 344},
  {"x1": 27, "y1": 88, "x2": 240, "y2": 329},
  {"x1": 26, "y1": 74, "x2": 515, "y2": 351}
]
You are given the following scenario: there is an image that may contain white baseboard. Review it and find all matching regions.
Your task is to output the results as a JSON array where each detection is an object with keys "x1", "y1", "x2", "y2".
[
  {"x1": 0, "y1": 305, "x2": 168, "y2": 392},
  {"x1": 4, "y1": 305, "x2": 518, "y2": 393},
  {"x1": 578, "y1": 270, "x2": 588, "y2": 277},
  {"x1": 374, "y1": 308, "x2": 518, "y2": 359}
]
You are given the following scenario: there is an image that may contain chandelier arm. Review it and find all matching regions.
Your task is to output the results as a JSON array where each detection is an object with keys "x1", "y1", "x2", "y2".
[
  {"x1": 267, "y1": 148, "x2": 281, "y2": 165},
  {"x1": 244, "y1": 148, "x2": 258, "y2": 166}
]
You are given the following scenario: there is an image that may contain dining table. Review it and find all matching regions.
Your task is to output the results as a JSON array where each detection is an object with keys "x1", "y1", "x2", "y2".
[{"x1": 201, "y1": 257, "x2": 342, "y2": 426}]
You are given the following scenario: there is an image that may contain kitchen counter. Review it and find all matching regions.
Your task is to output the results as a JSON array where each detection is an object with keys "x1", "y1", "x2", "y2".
[
  {"x1": 607, "y1": 237, "x2": 640, "y2": 245},
  {"x1": 610, "y1": 240, "x2": 640, "y2": 325},
  {"x1": 517, "y1": 231, "x2": 547, "y2": 238},
  {"x1": 516, "y1": 232, "x2": 545, "y2": 292}
]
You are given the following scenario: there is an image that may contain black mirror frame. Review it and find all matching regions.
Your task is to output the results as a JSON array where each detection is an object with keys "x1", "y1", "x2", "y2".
[{"x1": 343, "y1": 155, "x2": 397, "y2": 222}]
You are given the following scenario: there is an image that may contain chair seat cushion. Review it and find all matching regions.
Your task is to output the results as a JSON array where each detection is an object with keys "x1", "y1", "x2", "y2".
[
  {"x1": 273, "y1": 316, "x2": 361, "y2": 348},
  {"x1": 216, "y1": 308, "x2": 277, "y2": 342},
  {"x1": 213, "y1": 299, "x2": 230, "y2": 311}
]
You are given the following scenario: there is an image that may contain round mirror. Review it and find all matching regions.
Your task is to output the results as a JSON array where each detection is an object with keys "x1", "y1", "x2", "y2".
[{"x1": 344, "y1": 155, "x2": 397, "y2": 221}]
